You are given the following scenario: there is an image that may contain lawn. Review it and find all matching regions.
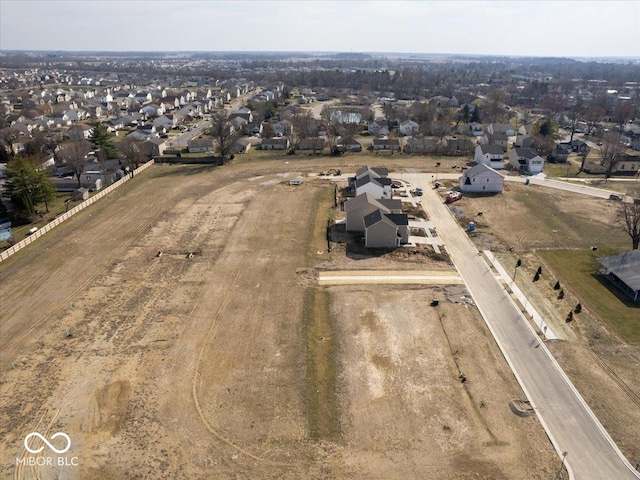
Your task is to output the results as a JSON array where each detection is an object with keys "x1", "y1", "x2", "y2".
[{"x1": 539, "y1": 248, "x2": 640, "y2": 344}]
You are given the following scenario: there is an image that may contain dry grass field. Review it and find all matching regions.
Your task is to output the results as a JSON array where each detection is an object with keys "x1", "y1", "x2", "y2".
[{"x1": 0, "y1": 155, "x2": 637, "y2": 479}]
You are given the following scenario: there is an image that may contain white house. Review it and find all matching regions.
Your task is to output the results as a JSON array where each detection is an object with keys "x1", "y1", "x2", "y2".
[
  {"x1": 459, "y1": 164, "x2": 504, "y2": 193},
  {"x1": 399, "y1": 120, "x2": 419, "y2": 136},
  {"x1": 469, "y1": 122, "x2": 484, "y2": 136},
  {"x1": 509, "y1": 148, "x2": 545, "y2": 174},
  {"x1": 368, "y1": 120, "x2": 389, "y2": 136},
  {"x1": 487, "y1": 123, "x2": 515, "y2": 137},
  {"x1": 474, "y1": 144, "x2": 505, "y2": 169},
  {"x1": 355, "y1": 174, "x2": 393, "y2": 199}
]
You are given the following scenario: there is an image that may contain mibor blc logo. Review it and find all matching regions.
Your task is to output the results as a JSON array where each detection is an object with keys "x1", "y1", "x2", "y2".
[
  {"x1": 24, "y1": 432, "x2": 71, "y2": 454},
  {"x1": 17, "y1": 432, "x2": 78, "y2": 467}
]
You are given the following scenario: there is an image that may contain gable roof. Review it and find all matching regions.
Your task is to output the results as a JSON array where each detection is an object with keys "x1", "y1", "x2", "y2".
[
  {"x1": 513, "y1": 147, "x2": 540, "y2": 159},
  {"x1": 344, "y1": 192, "x2": 391, "y2": 214},
  {"x1": 355, "y1": 165, "x2": 388, "y2": 178},
  {"x1": 464, "y1": 163, "x2": 502, "y2": 178},
  {"x1": 478, "y1": 144, "x2": 504, "y2": 155},
  {"x1": 363, "y1": 209, "x2": 408, "y2": 229},
  {"x1": 597, "y1": 250, "x2": 640, "y2": 291}
]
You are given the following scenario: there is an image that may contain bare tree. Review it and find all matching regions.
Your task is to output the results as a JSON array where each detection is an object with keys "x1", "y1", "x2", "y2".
[
  {"x1": 599, "y1": 131, "x2": 624, "y2": 179},
  {"x1": 118, "y1": 136, "x2": 148, "y2": 171},
  {"x1": 618, "y1": 186, "x2": 640, "y2": 250},
  {"x1": 210, "y1": 109, "x2": 242, "y2": 164},
  {"x1": 612, "y1": 100, "x2": 634, "y2": 134},
  {"x1": 584, "y1": 105, "x2": 605, "y2": 136},
  {"x1": 57, "y1": 140, "x2": 92, "y2": 187}
]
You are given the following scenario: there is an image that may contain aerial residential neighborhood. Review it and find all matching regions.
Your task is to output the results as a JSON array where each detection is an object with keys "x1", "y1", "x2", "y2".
[{"x1": 1, "y1": 2, "x2": 639, "y2": 480}]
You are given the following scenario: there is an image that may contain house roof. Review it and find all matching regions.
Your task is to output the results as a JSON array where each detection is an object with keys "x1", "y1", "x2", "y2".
[
  {"x1": 463, "y1": 163, "x2": 502, "y2": 179},
  {"x1": 344, "y1": 192, "x2": 391, "y2": 214},
  {"x1": 262, "y1": 137, "x2": 289, "y2": 145},
  {"x1": 378, "y1": 199, "x2": 402, "y2": 211},
  {"x1": 355, "y1": 165, "x2": 388, "y2": 178},
  {"x1": 478, "y1": 144, "x2": 504, "y2": 155},
  {"x1": 597, "y1": 250, "x2": 640, "y2": 292},
  {"x1": 385, "y1": 213, "x2": 409, "y2": 226},
  {"x1": 188, "y1": 138, "x2": 213, "y2": 148},
  {"x1": 363, "y1": 209, "x2": 408, "y2": 229},
  {"x1": 512, "y1": 148, "x2": 540, "y2": 160}
]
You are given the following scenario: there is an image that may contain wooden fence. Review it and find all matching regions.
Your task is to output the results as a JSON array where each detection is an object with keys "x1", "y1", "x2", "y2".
[{"x1": 0, "y1": 160, "x2": 155, "y2": 263}]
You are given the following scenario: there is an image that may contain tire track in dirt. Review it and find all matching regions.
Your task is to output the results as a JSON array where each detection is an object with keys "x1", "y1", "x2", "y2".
[
  {"x1": 189, "y1": 202, "x2": 300, "y2": 468},
  {"x1": 1, "y1": 208, "x2": 166, "y2": 367}
]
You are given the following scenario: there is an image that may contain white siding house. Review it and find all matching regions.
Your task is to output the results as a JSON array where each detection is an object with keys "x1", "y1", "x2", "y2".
[
  {"x1": 509, "y1": 148, "x2": 545, "y2": 174},
  {"x1": 474, "y1": 144, "x2": 505, "y2": 169},
  {"x1": 459, "y1": 164, "x2": 504, "y2": 193}
]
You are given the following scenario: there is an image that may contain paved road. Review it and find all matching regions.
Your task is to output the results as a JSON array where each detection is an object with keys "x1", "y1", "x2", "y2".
[
  {"x1": 168, "y1": 90, "x2": 260, "y2": 147},
  {"x1": 405, "y1": 173, "x2": 640, "y2": 480},
  {"x1": 503, "y1": 173, "x2": 621, "y2": 199}
]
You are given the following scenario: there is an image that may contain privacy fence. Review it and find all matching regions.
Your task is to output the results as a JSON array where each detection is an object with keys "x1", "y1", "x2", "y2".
[{"x1": 0, "y1": 160, "x2": 155, "y2": 263}]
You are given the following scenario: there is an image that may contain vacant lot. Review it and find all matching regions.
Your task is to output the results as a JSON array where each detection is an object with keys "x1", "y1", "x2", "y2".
[{"x1": 0, "y1": 160, "x2": 561, "y2": 479}]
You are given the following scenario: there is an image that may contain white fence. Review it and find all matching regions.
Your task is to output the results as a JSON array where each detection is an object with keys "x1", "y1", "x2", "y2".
[{"x1": 0, "y1": 160, "x2": 155, "y2": 263}]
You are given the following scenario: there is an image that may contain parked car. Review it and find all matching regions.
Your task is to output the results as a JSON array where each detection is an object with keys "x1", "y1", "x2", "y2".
[{"x1": 415, "y1": 188, "x2": 423, "y2": 196}]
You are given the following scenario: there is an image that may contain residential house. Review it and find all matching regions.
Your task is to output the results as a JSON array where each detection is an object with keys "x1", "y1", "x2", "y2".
[
  {"x1": 596, "y1": 250, "x2": 640, "y2": 302},
  {"x1": 581, "y1": 156, "x2": 640, "y2": 175},
  {"x1": 399, "y1": 120, "x2": 419, "y2": 136},
  {"x1": 518, "y1": 124, "x2": 536, "y2": 136},
  {"x1": 231, "y1": 116, "x2": 249, "y2": 131},
  {"x1": 231, "y1": 107, "x2": 253, "y2": 123},
  {"x1": 509, "y1": 148, "x2": 545, "y2": 174},
  {"x1": 243, "y1": 122, "x2": 263, "y2": 136},
  {"x1": 368, "y1": 119, "x2": 390, "y2": 136},
  {"x1": 349, "y1": 166, "x2": 389, "y2": 190},
  {"x1": 363, "y1": 209, "x2": 409, "y2": 248},
  {"x1": 355, "y1": 174, "x2": 393, "y2": 199},
  {"x1": 548, "y1": 144, "x2": 572, "y2": 163},
  {"x1": 66, "y1": 124, "x2": 94, "y2": 141},
  {"x1": 146, "y1": 137, "x2": 167, "y2": 157},
  {"x1": 261, "y1": 137, "x2": 290, "y2": 150},
  {"x1": 459, "y1": 164, "x2": 504, "y2": 193},
  {"x1": 372, "y1": 138, "x2": 400, "y2": 151},
  {"x1": 345, "y1": 192, "x2": 402, "y2": 232},
  {"x1": 474, "y1": 144, "x2": 505, "y2": 169},
  {"x1": 515, "y1": 134, "x2": 535, "y2": 148},
  {"x1": 487, "y1": 132, "x2": 508, "y2": 151},
  {"x1": 188, "y1": 138, "x2": 214, "y2": 153},
  {"x1": 404, "y1": 136, "x2": 437, "y2": 154},
  {"x1": 469, "y1": 122, "x2": 484, "y2": 136},
  {"x1": 336, "y1": 137, "x2": 362, "y2": 152},
  {"x1": 298, "y1": 138, "x2": 325, "y2": 152},
  {"x1": 233, "y1": 138, "x2": 252, "y2": 154},
  {"x1": 273, "y1": 119, "x2": 293, "y2": 136},
  {"x1": 487, "y1": 123, "x2": 515, "y2": 137}
]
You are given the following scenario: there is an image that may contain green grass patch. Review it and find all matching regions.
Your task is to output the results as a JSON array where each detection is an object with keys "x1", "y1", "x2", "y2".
[
  {"x1": 539, "y1": 248, "x2": 640, "y2": 344},
  {"x1": 303, "y1": 287, "x2": 340, "y2": 440},
  {"x1": 305, "y1": 185, "x2": 335, "y2": 267}
]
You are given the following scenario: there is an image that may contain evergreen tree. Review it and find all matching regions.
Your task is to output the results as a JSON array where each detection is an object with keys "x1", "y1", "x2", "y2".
[
  {"x1": 90, "y1": 123, "x2": 118, "y2": 159},
  {"x1": 5, "y1": 157, "x2": 55, "y2": 217}
]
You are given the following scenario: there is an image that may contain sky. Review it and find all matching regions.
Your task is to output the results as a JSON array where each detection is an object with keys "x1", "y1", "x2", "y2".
[{"x1": 0, "y1": 0, "x2": 639, "y2": 58}]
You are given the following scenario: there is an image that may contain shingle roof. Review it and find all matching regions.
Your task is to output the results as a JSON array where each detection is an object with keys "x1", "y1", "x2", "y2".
[
  {"x1": 597, "y1": 250, "x2": 640, "y2": 291},
  {"x1": 479, "y1": 144, "x2": 505, "y2": 155}
]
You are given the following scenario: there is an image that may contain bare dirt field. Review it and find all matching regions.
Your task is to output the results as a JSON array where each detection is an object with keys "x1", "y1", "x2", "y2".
[{"x1": 0, "y1": 156, "x2": 635, "y2": 478}]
